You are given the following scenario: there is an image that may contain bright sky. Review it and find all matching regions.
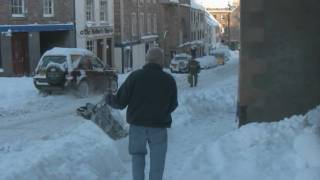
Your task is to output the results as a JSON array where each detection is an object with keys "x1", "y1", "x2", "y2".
[{"x1": 195, "y1": 0, "x2": 233, "y2": 8}]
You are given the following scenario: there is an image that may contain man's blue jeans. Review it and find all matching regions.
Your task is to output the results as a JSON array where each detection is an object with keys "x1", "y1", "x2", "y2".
[{"x1": 129, "y1": 125, "x2": 168, "y2": 180}]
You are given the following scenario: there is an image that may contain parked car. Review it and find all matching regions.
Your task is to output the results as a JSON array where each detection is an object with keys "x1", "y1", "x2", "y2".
[
  {"x1": 210, "y1": 46, "x2": 232, "y2": 65},
  {"x1": 170, "y1": 53, "x2": 192, "y2": 73},
  {"x1": 33, "y1": 47, "x2": 118, "y2": 97},
  {"x1": 195, "y1": 56, "x2": 218, "y2": 69}
]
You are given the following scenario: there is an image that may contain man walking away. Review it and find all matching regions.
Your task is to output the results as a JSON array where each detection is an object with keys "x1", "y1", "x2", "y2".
[
  {"x1": 105, "y1": 47, "x2": 178, "y2": 180},
  {"x1": 188, "y1": 54, "x2": 201, "y2": 87}
]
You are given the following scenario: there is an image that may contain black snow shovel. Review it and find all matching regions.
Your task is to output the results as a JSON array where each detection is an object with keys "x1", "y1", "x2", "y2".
[{"x1": 76, "y1": 97, "x2": 128, "y2": 140}]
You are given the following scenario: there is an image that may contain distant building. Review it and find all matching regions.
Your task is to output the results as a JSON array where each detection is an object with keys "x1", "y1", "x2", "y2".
[
  {"x1": 75, "y1": 0, "x2": 114, "y2": 67},
  {"x1": 0, "y1": 0, "x2": 75, "y2": 76},
  {"x1": 207, "y1": 7, "x2": 233, "y2": 44},
  {"x1": 113, "y1": 0, "x2": 160, "y2": 73}
]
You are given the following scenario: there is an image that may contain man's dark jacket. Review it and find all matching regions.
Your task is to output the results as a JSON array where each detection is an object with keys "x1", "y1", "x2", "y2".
[{"x1": 106, "y1": 63, "x2": 178, "y2": 128}]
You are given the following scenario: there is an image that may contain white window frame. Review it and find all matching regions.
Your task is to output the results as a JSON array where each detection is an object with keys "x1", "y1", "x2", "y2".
[
  {"x1": 43, "y1": 0, "x2": 54, "y2": 17},
  {"x1": 100, "y1": 0, "x2": 108, "y2": 22},
  {"x1": 86, "y1": 40, "x2": 94, "y2": 52},
  {"x1": 147, "y1": 14, "x2": 151, "y2": 34},
  {"x1": 131, "y1": 12, "x2": 137, "y2": 37},
  {"x1": 11, "y1": 0, "x2": 25, "y2": 17},
  {"x1": 153, "y1": 14, "x2": 157, "y2": 33},
  {"x1": 86, "y1": 0, "x2": 95, "y2": 22},
  {"x1": 140, "y1": 13, "x2": 145, "y2": 36}
]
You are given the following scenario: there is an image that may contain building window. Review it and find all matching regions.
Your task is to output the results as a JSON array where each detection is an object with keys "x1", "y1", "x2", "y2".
[
  {"x1": 140, "y1": 0, "x2": 144, "y2": 4},
  {"x1": 43, "y1": 0, "x2": 54, "y2": 17},
  {"x1": 86, "y1": 40, "x2": 94, "y2": 52},
  {"x1": 147, "y1": 14, "x2": 151, "y2": 34},
  {"x1": 86, "y1": 0, "x2": 94, "y2": 21},
  {"x1": 11, "y1": 0, "x2": 25, "y2": 17},
  {"x1": 140, "y1": 13, "x2": 145, "y2": 36},
  {"x1": 153, "y1": 14, "x2": 157, "y2": 33},
  {"x1": 100, "y1": 0, "x2": 108, "y2": 22},
  {"x1": 131, "y1": 13, "x2": 137, "y2": 36}
]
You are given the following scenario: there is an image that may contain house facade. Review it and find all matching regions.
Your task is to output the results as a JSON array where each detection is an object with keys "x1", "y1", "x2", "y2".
[
  {"x1": 75, "y1": 0, "x2": 114, "y2": 67},
  {"x1": 0, "y1": 0, "x2": 75, "y2": 76},
  {"x1": 114, "y1": 0, "x2": 160, "y2": 73},
  {"x1": 159, "y1": 0, "x2": 191, "y2": 65}
]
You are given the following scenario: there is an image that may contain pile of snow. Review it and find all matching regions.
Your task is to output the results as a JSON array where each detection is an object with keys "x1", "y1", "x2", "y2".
[
  {"x1": 0, "y1": 122, "x2": 125, "y2": 180},
  {"x1": 177, "y1": 105, "x2": 320, "y2": 180},
  {"x1": 196, "y1": 56, "x2": 218, "y2": 69}
]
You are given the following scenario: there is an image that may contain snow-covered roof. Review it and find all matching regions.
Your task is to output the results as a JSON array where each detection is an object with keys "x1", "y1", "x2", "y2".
[
  {"x1": 141, "y1": 35, "x2": 159, "y2": 40},
  {"x1": 191, "y1": 0, "x2": 206, "y2": 11},
  {"x1": 178, "y1": 40, "x2": 204, "y2": 48},
  {"x1": 43, "y1": 47, "x2": 94, "y2": 56},
  {"x1": 175, "y1": 53, "x2": 192, "y2": 58},
  {"x1": 205, "y1": 11, "x2": 221, "y2": 27}
]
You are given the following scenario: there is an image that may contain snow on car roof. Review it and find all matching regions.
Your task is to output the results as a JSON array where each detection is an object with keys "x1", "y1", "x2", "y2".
[
  {"x1": 175, "y1": 53, "x2": 192, "y2": 58},
  {"x1": 43, "y1": 47, "x2": 94, "y2": 56}
]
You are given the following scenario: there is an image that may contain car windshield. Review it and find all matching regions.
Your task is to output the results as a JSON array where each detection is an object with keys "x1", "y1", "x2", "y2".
[
  {"x1": 175, "y1": 57, "x2": 188, "y2": 61},
  {"x1": 40, "y1": 56, "x2": 67, "y2": 68}
]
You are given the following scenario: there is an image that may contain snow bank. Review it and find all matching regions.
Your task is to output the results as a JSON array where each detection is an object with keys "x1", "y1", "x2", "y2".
[
  {"x1": 177, "y1": 105, "x2": 320, "y2": 180},
  {"x1": 0, "y1": 122, "x2": 125, "y2": 180}
]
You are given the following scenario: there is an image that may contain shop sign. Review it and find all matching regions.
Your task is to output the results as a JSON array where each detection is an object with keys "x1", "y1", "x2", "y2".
[{"x1": 80, "y1": 26, "x2": 113, "y2": 36}]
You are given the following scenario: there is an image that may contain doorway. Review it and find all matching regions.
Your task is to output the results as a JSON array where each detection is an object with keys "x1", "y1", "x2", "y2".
[{"x1": 11, "y1": 32, "x2": 29, "y2": 75}]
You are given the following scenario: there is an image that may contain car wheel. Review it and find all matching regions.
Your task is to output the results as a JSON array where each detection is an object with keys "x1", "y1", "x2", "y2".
[{"x1": 76, "y1": 80, "x2": 90, "y2": 98}]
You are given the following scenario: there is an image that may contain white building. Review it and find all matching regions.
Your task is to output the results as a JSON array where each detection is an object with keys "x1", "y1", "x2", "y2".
[
  {"x1": 75, "y1": 0, "x2": 114, "y2": 67},
  {"x1": 205, "y1": 11, "x2": 221, "y2": 54}
]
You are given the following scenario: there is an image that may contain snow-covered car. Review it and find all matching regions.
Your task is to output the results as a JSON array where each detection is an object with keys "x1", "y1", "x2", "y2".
[
  {"x1": 195, "y1": 56, "x2": 218, "y2": 69},
  {"x1": 170, "y1": 53, "x2": 192, "y2": 73},
  {"x1": 210, "y1": 46, "x2": 232, "y2": 64},
  {"x1": 33, "y1": 47, "x2": 118, "y2": 97}
]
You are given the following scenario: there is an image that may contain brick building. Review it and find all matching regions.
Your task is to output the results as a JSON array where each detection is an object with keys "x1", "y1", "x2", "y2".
[
  {"x1": 113, "y1": 0, "x2": 160, "y2": 73},
  {"x1": 0, "y1": 0, "x2": 75, "y2": 76}
]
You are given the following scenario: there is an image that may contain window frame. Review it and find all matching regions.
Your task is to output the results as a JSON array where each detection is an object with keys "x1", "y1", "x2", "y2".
[
  {"x1": 131, "y1": 12, "x2": 137, "y2": 37},
  {"x1": 86, "y1": 0, "x2": 95, "y2": 22},
  {"x1": 86, "y1": 40, "x2": 94, "y2": 52},
  {"x1": 100, "y1": 0, "x2": 108, "y2": 22},
  {"x1": 11, "y1": 0, "x2": 25, "y2": 17},
  {"x1": 43, "y1": 0, "x2": 54, "y2": 17}
]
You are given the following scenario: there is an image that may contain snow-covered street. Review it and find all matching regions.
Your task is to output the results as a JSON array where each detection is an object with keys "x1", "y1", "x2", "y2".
[{"x1": 1, "y1": 52, "x2": 319, "y2": 180}]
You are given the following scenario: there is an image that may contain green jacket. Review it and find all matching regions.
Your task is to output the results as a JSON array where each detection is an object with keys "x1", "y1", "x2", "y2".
[{"x1": 189, "y1": 59, "x2": 201, "y2": 74}]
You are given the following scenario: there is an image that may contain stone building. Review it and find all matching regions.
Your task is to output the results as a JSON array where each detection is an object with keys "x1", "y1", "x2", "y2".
[
  {"x1": 113, "y1": 0, "x2": 160, "y2": 73},
  {"x1": 75, "y1": 0, "x2": 114, "y2": 67},
  {"x1": 238, "y1": 0, "x2": 320, "y2": 125},
  {"x1": 0, "y1": 0, "x2": 75, "y2": 76},
  {"x1": 207, "y1": 7, "x2": 233, "y2": 44}
]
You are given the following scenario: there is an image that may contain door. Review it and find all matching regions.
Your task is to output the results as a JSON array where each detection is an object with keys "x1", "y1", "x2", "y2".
[
  {"x1": 106, "y1": 39, "x2": 112, "y2": 67},
  {"x1": 12, "y1": 32, "x2": 29, "y2": 75},
  {"x1": 96, "y1": 39, "x2": 103, "y2": 62}
]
